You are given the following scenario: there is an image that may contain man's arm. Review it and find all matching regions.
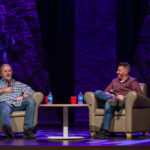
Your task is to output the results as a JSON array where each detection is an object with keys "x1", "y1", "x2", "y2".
[
  {"x1": 22, "y1": 93, "x2": 30, "y2": 99},
  {"x1": 0, "y1": 87, "x2": 12, "y2": 94},
  {"x1": 131, "y1": 80, "x2": 142, "y2": 94},
  {"x1": 117, "y1": 79, "x2": 142, "y2": 102},
  {"x1": 15, "y1": 93, "x2": 30, "y2": 102},
  {"x1": 15, "y1": 82, "x2": 35, "y2": 102}
]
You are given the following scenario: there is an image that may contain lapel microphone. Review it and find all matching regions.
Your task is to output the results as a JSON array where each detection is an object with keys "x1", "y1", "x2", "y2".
[
  {"x1": 110, "y1": 89, "x2": 117, "y2": 96},
  {"x1": 7, "y1": 78, "x2": 12, "y2": 87}
]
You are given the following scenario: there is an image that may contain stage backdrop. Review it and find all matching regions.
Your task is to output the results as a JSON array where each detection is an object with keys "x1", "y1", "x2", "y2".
[
  {"x1": 1, "y1": 0, "x2": 150, "y2": 124},
  {"x1": 0, "y1": 0, "x2": 50, "y2": 94},
  {"x1": 74, "y1": 0, "x2": 117, "y2": 95},
  {"x1": 74, "y1": 0, "x2": 116, "y2": 122}
]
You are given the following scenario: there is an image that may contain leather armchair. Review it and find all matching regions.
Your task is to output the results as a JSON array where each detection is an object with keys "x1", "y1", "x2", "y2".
[
  {"x1": 0, "y1": 92, "x2": 44, "y2": 133},
  {"x1": 84, "y1": 83, "x2": 150, "y2": 138}
]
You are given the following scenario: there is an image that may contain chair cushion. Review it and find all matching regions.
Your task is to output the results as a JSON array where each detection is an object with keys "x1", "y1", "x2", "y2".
[
  {"x1": 95, "y1": 108, "x2": 126, "y2": 116},
  {"x1": 11, "y1": 111, "x2": 25, "y2": 117}
]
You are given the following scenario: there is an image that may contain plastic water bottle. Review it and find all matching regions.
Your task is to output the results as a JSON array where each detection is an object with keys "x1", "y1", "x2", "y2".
[
  {"x1": 48, "y1": 92, "x2": 53, "y2": 104},
  {"x1": 78, "y1": 92, "x2": 84, "y2": 104}
]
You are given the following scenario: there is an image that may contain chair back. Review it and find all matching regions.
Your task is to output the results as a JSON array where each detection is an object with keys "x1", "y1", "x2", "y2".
[{"x1": 139, "y1": 83, "x2": 147, "y2": 96}]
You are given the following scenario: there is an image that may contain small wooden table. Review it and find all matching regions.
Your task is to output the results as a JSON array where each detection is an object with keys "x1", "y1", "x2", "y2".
[{"x1": 40, "y1": 104, "x2": 89, "y2": 140}]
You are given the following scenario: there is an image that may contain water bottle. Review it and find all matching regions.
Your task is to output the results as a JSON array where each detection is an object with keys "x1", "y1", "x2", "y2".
[
  {"x1": 48, "y1": 92, "x2": 53, "y2": 104},
  {"x1": 78, "y1": 92, "x2": 84, "y2": 104}
]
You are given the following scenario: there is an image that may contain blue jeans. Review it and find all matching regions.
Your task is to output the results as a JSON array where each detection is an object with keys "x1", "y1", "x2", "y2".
[
  {"x1": 0, "y1": 97, "x2": 35, "y2": 130},
  {"x1": 95, "y1": 90, "x2": 125, "y2": 131}
]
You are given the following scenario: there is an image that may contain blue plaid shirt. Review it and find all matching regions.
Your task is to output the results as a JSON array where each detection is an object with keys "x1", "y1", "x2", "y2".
[{"x1": 0, "y1": 78, "x2": 35, "y2": 106}]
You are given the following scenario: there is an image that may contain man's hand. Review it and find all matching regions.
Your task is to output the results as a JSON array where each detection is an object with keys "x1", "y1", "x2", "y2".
[
  {"x1": 3, "y1": 87, "x2": 12, "y2": 93},
  {"x1": 116, "y1": 95, "x2": 125, "y2": 101},
  {"x1": 105, "y1": 92, "x2": 110, "y2": 95},
  {"x1": 15, "y1": 96, "x2": 23, "y2": 102},
  {"x1": 105, "y1": 92, "x2": 115, "y2": 97}
]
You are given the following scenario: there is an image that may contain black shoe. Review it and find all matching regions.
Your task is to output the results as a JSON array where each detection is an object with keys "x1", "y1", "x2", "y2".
[
  {"x1": 94, "y1": 129, "x2": 108, "y2": 139},
  {"x1": 2, "y1": 124, "x2": 14, "y2": 139},
  {"x1": 32, "y1": 125, "x2": 37, "y2": 134},
  {"x1": 23, "y1": 128, "x2": 36, "y2": 139}
]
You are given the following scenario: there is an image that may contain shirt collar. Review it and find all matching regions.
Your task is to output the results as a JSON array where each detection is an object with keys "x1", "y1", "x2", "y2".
[
  {"x1": 1, "y1": 78, "x2": 15, "y2": 84},
  {"x1": 118, "y1": 76, "x2": 130, "y2": 83}
]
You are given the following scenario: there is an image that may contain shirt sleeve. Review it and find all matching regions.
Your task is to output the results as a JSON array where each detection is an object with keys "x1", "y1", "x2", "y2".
[
  {"x1": 104, "y1": 80, "x2": 113, "y2": 93},
  {"x1": 20, "y1": 82, "x2": 35, "y2": 96},
  {"x1": 131, "y1": 79, "x2": 142, "y2": 94}
]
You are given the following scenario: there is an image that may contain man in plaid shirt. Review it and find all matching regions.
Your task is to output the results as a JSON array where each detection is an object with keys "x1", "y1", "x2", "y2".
[{"x1": 0, "y1": 64, "x2": 36, "y2": 139}]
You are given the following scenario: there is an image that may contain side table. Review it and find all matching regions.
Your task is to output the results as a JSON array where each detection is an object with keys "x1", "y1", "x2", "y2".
[{"x1": 40, "y1": 104, "x2": 89, "y2": 140}]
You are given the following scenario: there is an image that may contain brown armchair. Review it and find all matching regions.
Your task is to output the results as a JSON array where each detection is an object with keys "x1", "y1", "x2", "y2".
[
  {"x1": 84, "y1": 83, "x2": 150, "y2": 138},
  {"x1": 0, "y1": 92, "x2": 44, "y2": 133}
]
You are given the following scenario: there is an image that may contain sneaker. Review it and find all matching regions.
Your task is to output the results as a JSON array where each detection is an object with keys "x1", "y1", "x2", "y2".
[
  {"x1": 2, "y1": 124, "x2": 14, "y2": 139},
  {"x1": 23, "y1": 128, "x2": 36, "y2": 139},
  {"x1": 94, "y1": 129, "x2": 108, "y2": 139},
  {"x1": 108, "y1": 99, "x2": 118, "y2": 107}
]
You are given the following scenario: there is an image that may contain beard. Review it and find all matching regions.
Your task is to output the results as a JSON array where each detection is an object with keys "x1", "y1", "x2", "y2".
[{"x1": 117, "y1": 74, "x2": 124, "y2": 79}]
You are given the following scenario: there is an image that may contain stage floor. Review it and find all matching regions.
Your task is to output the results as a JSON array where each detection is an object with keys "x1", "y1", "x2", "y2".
[{"x1": 0, "y1": 124, "x2": 150, "y2": 150}]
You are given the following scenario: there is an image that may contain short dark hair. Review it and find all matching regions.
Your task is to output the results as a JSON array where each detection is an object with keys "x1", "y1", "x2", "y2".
[
  {"x1": 118, "y1": 62, "x2": 131, "y2": 72},
  {"x1": 0, "y1": 64, "x2": 12, "y2": 74}
]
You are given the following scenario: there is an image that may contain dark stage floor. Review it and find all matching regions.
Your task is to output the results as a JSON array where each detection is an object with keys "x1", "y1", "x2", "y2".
[{"x1": 0, "y1": 124, "x2": 150, "y2": 150}]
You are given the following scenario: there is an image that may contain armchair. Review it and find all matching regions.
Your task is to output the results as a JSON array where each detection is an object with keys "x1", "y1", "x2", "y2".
[
  {"x1": 84, "y1": 83, "x2": 150, "y2": 138},
  {"x1": 0, "y1": 92, "x2": 44, "y2": 133}
]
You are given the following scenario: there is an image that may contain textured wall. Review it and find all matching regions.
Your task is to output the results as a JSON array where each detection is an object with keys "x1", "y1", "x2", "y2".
[
  {"x1": 1, "y1": 0, "x2": 150, "y2": 124},
  {"x1": 75, "y1": 0, "x2": 117, "y2": 95},
  {"x1": 0, "y1": 0, "x2": 49, "y2": 93},
  {"x1": 74, "y1": 0, "x2": 117, "y2": 122},
  {"x1": 132, "y1": 0, "x2": 150, "y2": 96},
  {"x1": 1, "y1": 0, "x2": 150, "y2": 98}
]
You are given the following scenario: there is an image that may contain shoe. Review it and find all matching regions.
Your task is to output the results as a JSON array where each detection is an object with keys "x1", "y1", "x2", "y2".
[
  {"x1": 94, "y1": 129, "x2": 108, "y2": 139},
  {"x1": 2, "y1": 124, "x2": 14, "y2": 139},
  {"x1": 108, "y1": 99, "x2": 118, "y2": 107},
  {"x1": 32, "y1": 125, "x2": 37, "y2": 134},
  {"x1": 118, "y1": 100, "x2": 124, "y2": 106},
  {"x1": 23, "y1": 128, "x2": 36, "y2": 139}
]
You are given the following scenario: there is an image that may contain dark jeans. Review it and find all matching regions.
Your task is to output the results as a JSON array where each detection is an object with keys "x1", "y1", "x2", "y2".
[
  {"x1": 0, "y1": 97, "x2": 35, "y2": 130},
  {"x1": 95, "y1": 90, "x2": 125, "y2": 131}
]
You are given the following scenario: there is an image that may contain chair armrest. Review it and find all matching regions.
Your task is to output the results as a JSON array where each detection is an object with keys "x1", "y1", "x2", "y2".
[
  {"x1": 84, "y1": 92, "x2": 98, "y2": 132},
  {"x1": 32, "y1": 92, "x2": 44, "y2": 126},
  {"x1": 125, "y1": 91, "x2": 150, "y2": 132},
  {"x1": 125, "y1": 91, "x2": 150, "y2": 109},
  {"x1": 32, "y1": 92, "x2": 44, "y2": 106},
  {"x1": 84, "y1": 92, "x2": 98, "y2": 109}
]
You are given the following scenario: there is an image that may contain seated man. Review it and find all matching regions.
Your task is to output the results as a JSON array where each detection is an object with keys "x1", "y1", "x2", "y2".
[
  {"x1": 94, "y1": 62, "x2": 142, "y2": 138},
  {"x1": 0, "y1": 64, "x2": 36, "y2": 139}
]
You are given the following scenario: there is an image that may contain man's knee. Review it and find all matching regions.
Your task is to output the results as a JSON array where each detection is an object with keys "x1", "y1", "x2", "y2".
[
  {"x1": 0, "y1": 105, "x2": 11, "y2": 118},
  {"x1": 95, "y1": 90, "x2": 104, "y2": 98},
  {"x1": 25, "y1": 97, "x2": 36, "y2": 107}
]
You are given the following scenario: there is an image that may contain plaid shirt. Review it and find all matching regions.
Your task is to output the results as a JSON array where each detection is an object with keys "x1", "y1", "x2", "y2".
[{"x1": 0, "y1": 78, "x2": 35, "y2": 106}]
